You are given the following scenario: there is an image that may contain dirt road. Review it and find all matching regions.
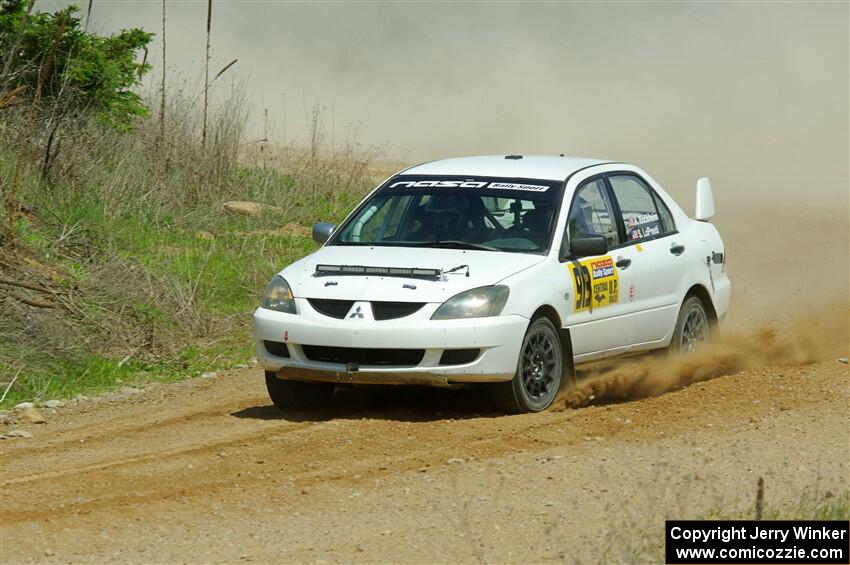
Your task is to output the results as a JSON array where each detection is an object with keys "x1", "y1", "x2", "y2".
[
  {"x1": 2, "y1": 198, "x2": 848, "y2": 563},
  {"x1": 1, "y1": 357, "x2": 847, "y2": 563}
]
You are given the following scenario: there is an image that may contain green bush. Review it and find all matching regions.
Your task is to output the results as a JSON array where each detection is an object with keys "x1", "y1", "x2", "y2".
[{"x1": 1, "y1": 0, "x2": 152, "y2": 126}]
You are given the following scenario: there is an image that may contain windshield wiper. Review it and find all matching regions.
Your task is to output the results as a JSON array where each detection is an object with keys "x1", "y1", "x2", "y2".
[
  {"x1": 445, "y1": 264, "x2": 470, "y2": 277},
  {"x1": 334, "y1": 241, "x2": 409, "y2": 247},
  {"x1": 423, "y1": 240, "x2": 499, "y2": 252},
  {"x1": 335, "y1": 240, "x2": 499, "y2": 251}
]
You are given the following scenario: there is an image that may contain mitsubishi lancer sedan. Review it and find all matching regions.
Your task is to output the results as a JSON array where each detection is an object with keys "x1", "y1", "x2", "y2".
[{"x1": 253, "y1": 155, "x2": 730, "y2": 413}]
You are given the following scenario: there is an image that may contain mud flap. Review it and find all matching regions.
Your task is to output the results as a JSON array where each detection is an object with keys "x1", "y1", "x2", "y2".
[{"x1": 558, "y1": 328, "x2": 577, "y2": 390}]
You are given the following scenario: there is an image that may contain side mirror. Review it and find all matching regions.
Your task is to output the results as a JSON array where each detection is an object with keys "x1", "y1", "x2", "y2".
[
  {"x1": 694, "y1": 177, "x2": 715, "y2": 221},
  {"x1": 567, "y1": 235, "x2": 608, "y2": 259},
  {"x1": 312, "y1": 222, "x2": 336, "y2": 244}
]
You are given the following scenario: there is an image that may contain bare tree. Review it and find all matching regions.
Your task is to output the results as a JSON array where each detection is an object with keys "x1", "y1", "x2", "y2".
[
  {"x1": 201, "y1": 0, "x2": 212, "y2": 150},
  {"x1": 84, "y1": 0, "x2": 94, "y2": 32},
  {"x1": 159, "y1": 0, "x2": 166, "y2": 146}
]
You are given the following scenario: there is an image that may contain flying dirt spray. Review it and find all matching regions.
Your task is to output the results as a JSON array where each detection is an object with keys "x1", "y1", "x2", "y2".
[{"x1": 555, "y1": 303, "x2": 849, "y2": 411}]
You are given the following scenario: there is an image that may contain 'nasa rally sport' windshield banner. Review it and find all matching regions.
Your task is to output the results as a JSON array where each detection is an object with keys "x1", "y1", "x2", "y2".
[
  {"x1": 389, "y1": 179, "x2": 551, "y2": 193},
  {"x1": 381, "y1": 175, "x2": 565, "y2": 202}
]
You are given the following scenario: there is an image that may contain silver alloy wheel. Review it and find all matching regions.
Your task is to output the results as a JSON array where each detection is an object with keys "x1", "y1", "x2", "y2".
[
  {"x1": 679, "y1": 303, "x2": 708, "y2": 352},
  {"x1": 521, "y1": 330, "x2": 558, "y2": 401}
]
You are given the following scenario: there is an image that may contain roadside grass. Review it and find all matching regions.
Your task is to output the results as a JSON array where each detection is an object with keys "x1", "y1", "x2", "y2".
[
  {"x1": 759, "y1": 491, "x2": 849, "y2": 521},
  {"x1": 104, "y1": 217, "x2": 318, "y2": 316},
  {"x1": 813, "y1": 493, "x2": 850, "y2": 519},
  {"x1": 0, "y1": 84, "x2": 382, "y2": 407},
  {"x1": 613, "y1": 491, "x2": 850, "y2": 563},
  {"x1": 0, "y1": 340, "x2": 256, "y2": 407},
  {"x1": 0, "y1": 166, "x2": 355, "y2": 407},
  {"x1": 0, "y1": 167, "x2": 344, "y2": 407}
]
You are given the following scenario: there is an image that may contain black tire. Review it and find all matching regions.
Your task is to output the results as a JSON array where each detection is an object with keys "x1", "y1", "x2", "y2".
[
  {"x1": 670, "y1": 296, "x2": 709, "y2": 353},
  {"x1": 491, "y1": 317, "x2": 563, "y2": 413},
  {"x1": 265, "y1": 371, "x2": 334, "y2": 411}
]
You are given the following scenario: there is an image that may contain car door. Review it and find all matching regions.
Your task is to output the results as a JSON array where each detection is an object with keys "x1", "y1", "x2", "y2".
[
  {"x1": 606, "y1": 173, "x2": 687, "y2": 344},
  {"x1": 561, "y1": 176, "x2": 637, "y2": 358}
]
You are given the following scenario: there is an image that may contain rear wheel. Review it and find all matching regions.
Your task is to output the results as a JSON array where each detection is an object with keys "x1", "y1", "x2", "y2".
[
  {"x1": 491, "y1": 317, "x2": 563, "y2": 413},
  {"x1": 671, "y1": 296, "x2": 709, "y2": 353},
  {"x1": 265, "y1": 371, "x2": 334, "y2": 411}
]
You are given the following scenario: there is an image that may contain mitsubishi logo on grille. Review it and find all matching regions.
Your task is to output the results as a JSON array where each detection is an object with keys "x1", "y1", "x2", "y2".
[{"x1": 349, "y1": 305, "x2": 364, "y2": 319}]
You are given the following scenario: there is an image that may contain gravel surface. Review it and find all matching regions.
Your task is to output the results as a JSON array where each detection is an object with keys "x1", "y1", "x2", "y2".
[{"x1": 1, "y1": 359, "x2": 847, "y2": 563}]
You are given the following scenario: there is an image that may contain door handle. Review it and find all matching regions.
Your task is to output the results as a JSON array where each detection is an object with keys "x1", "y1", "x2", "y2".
[
  {"x1": 670, "y1": 244, "x2": 685, "y2": 256},
  {"x1": 615, "y1": 257, "x2": 631, "y2": 269}
]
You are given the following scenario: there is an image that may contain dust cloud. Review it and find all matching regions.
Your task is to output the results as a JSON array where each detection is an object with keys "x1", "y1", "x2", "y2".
[
  {"x1": 556, "y1": 304, "x2": 849, "y2": 411},
  {"x1": 46, "y1": 3, "x2": 848, "y2": 195}
]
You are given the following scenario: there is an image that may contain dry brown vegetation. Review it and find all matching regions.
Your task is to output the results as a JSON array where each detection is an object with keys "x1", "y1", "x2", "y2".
[{"x1": 0, "y1": 73, "x2": 385, "y2": 404}]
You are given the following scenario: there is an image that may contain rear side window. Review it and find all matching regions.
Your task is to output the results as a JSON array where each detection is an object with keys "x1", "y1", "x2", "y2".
[
  {"x1": 566, "y1": 178, "x2": 621, "y2": 247},
  {"x1": 652, "y1": 192, "x2": 676, "y2": 233},
  {"x1": 608, "y1": 174, "x2": 675, "y2": 242}
]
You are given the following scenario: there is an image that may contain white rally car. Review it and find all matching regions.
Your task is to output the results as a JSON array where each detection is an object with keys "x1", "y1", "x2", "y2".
[{"x1": 253, "y1": 155, "x2": 730, "y2": 412}]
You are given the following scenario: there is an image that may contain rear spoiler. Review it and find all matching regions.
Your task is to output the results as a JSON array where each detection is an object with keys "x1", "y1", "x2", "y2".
[{"x1": 694, "y1": 177, "x2": 715, "y2": 221}]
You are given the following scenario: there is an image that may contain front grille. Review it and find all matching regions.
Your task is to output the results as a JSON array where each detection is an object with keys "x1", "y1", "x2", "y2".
[
  {"x1": 302, "y1": 346, "x2": 424, "y2": 367},
  {"x1": 308, "y1": 298, "x2": 355, "y2": 319},
  {"x1": 371, "y1": 301, "x2": 426, "y2": 320},
  {"x1": 264, "y1": 340, "x2": 290, "y2": 358},
  {"x1": 439, "y1": 348, "x2": 480, "y2": 366},
  {"x1": 308, "y1": 298, "x2": 424, "y2": 320}
]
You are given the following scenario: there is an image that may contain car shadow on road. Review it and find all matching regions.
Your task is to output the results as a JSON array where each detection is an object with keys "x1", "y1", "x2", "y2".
[
  {"x1": 230, "y1": 384, "x2": 503, "y2": 423},
  {"x1": 230, "y1": 365, "x2": 614, "y2": 422}
]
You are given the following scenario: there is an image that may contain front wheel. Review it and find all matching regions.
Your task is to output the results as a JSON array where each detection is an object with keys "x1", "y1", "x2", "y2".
[
  {"x1": 265, "y1": 371, "x2": 334, "y2": 411},
  {"x1": 491, "y1": 317, "x2": 563, "y2": 413},
  {"x1": 671, "y1": 296, "x2": 710, "y2": 353}
]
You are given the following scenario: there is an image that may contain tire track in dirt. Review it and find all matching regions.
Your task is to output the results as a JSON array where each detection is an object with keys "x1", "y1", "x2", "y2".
[
  {"x1": 2, "y1": 389, "x2": 270, "y2": 455},
  {"x1": 2, "y1": 427, "x2": 556, "y2": 524},
  {"x1": 0, "y1": 420, "x2": 315, "y2": 487},
  {"x1": 2, "y1": 362, "x2": 844, "y2": 529}
]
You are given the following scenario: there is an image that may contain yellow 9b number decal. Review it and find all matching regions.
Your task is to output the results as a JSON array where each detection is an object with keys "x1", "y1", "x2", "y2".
[
  {"x1": 570, "y1": 256, "x2": 620, "y2": 313},
  {"x1": 571, "y1": 264, "x2": 592, "y2": 310}
]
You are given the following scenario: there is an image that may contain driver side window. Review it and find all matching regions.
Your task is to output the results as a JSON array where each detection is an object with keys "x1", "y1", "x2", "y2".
[{"x1": 566, "y1": 178, "x2": 621, "y2": 248}]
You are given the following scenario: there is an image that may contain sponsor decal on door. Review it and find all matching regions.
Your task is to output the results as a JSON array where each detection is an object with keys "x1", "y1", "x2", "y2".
[{"x1": 570, "y1": 256, "x2": 620, "y2": 312}]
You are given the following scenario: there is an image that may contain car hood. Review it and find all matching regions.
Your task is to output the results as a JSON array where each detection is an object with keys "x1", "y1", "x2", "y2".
[{"x1": 281, "y1": 245, "x2": 545, "y2": 303}]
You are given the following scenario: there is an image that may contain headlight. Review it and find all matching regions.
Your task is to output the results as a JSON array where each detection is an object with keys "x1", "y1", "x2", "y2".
[
  {"x1": 431, "y1": 285, "x2": 509, "y2": 320},
  {"x1": 262, "y1": 276, "x2": 297, "y2": 314}
]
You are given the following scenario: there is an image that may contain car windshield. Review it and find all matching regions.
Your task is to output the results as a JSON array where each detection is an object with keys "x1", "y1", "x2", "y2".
[{"x1": 329, "y1": 175, "x2": 565, "y2": 254}]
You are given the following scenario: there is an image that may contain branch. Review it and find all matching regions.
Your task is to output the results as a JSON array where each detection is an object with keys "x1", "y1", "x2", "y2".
[
  {"x1": 0, "y1": 278, "x2": 59, "y2": 295},
  {"x1": 0, "y1": 85, "x2": 26, "y2": 110},
  {"x1": 0, "y1": 367, "x2": 23, "y2": 403},
  {"x1": 5, "y1": 293, "x2": 58, "y2": 309},
  {"x1": 213, "y1": 59, "x2": 237, "y2": 82}
]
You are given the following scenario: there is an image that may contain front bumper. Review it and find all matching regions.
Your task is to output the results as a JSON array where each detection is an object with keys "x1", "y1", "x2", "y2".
[{"x1": 252, "y1": 300, "x2": 528, "y2": 386}]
